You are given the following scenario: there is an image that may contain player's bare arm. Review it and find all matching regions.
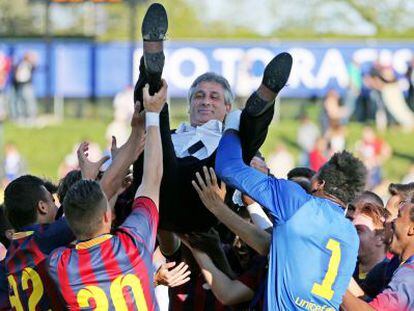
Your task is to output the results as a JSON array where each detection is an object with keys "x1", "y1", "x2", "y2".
[{"x1": 135, "y1": 80, "x2": 168, "y2": 207}]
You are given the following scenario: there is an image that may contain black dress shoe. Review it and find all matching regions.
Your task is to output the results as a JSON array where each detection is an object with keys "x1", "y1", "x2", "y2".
[
  {"x1": 245, "y1": 52, "x2": 293, "y2": 116},
  {"x1": 142, "y1": 3, "x2": 168, "y2": 42},
  {"x1": 141, "y1": 3, "x2": 168, "y2": 75}
]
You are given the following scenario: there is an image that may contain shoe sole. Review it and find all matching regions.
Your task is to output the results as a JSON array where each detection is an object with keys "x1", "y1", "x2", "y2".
[
  {"x1": 142, "y1": 3, "x2": 168, "y2": 41},
  {"x1": 263, "y1": 52, "x2": 292, "y2": 93},
  {"x1": 245, "y1": 52, "x2": 293, "y2": 116}
]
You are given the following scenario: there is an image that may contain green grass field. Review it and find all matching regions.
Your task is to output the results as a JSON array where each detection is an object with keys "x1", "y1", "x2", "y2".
[{"x1": 3, "y1": 100, "x2": 414, "y2": 187}]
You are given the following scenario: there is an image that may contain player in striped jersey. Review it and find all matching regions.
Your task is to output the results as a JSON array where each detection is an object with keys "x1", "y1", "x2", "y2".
[
  {"x1": 3, "y1": 175, "x2": 74, "y2": 310},
  {"x1": 48, "y1": 81, "x2": 167, "y2": 310}
]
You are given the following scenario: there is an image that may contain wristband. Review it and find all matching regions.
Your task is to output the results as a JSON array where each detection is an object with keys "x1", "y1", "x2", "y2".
[{"x1": 146, "y1": 112, "x2": 160, "y2": 128}]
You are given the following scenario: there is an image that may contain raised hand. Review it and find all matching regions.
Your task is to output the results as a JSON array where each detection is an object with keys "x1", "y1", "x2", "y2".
[
  {"x1": 192, "y1": 167, "x2": 227, "y2": 211},
  {"x1": 143, "y1": 79, "x2": 168, "y2": 113},
  {"x1": 131, "y1": 101, "x2": 145, "y2": 130},
  {"x1": 77, "y1": 142, "x2": 109, "y2": 180},
  {"x1": 154, "y1": 261, "x2": 191, "y2": 288}
]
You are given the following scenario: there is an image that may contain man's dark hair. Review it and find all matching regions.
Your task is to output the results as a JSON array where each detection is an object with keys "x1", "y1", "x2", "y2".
[
  {"x1": 254, "y1": 151, "x2": 265, "y2": 161},
  {"x1": 287, "y1": 167, "x2": 316, "y2": 193},
  {"x1": 359, "y1": 191, "x2": 384, "y2": 208},
  {"x1": 318, "y1": 151, "x2": 367, "y2": 204},
  {"x1": 63, "y1": 180, "x2": 107, "y2": 240},
  {"x1": 388, "y1": 182, "x2": 414, "y2": 200},
  {"x1": 43, "y1": 180, "x2": 58, "y2": 195},
  {"x1": 57, "y1": 170, "x2": 82, "y2": 204},
  {"x1": 287, "y1": 167, "x2": 316, "y2": 180},
  {"x1": 407, "y1": 195, "x2": 414, "y2": 222},
  {"x1": 0, "y1": 205, "x2": 13, "y2": 248},
  {"x1": 4, "y1": 175, "x2": 48, "y2": 231}
]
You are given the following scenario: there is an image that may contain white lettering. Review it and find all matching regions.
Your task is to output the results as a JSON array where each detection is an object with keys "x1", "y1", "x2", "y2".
[{"x1": 316, "y1": 48, "x2": 349, "y2": 88}]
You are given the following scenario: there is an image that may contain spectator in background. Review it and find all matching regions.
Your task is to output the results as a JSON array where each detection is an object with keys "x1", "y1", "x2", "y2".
[
  {"x1": 267, "y1": 143, "x2": 294, "y2": 178},
  {"x1": 356, "y1": 127, "x2": 391, "y2": 190},
  {"x1": 402, "y1": 165, "x2": 414, "y2": 184},
  {"x1": 0, "y1": 52, "x2": 11, "y2": 121},
  {"x1": 309, "y1": 137, "x2": 327, "y2": 171},
  {"x1": 320, "y1": 89, "x2": 347, "y2": 134},
  {"x1": 406, "y1": 57, "x2": 414, "y2": 111},
  {"x1": 364, "y1": 60, "x2": 387, "y2": 128},
  {"x1": 2, "y1": 142, "x2": 26, "y2": 187},
  {"x1": 325, "y1": 122, "x2": 346, "y2": 156},
  {"x1": 106, "y1": 86, "x2": 135, "y2": 147},
  {"x1": 345, "y1": 58, "x2": 362, "y2": 122},
  {"x1": 10, "y1": 52, "x2": 38, "y2": 125},
  {"x1": 296, "y1": 111, "x2": 319, "y2": 166}
]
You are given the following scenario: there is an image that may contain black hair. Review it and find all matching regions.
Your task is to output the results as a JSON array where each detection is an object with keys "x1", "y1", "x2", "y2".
[
  {"x1": 287, "y1": 167, "x2": 316, "y2": 193},
  {"x1": 318, "y1": 151, "x2": 367, "y2": 204},
  {"x1": 63, "y1": 179, "x2": 107, "y2": 240},
  {"x1": 389, "y1": 182, "x2": 414, "y2": 200},
  {"x1": 43, "y1": 180, "x2": 58, "y2": 195},
  {"x1": 254, "y1": 151, "x2": 265, "y2": 161},
  {"x1": 57, "y1": 170, "x2": 82, "y2": 204},
  {"x1": 287, "y1": 167, "x2": 316, "y2": 180},
  {"x1": 0, "y1": 205, "x2": 13, "y2": 248},
  {"x1": 4, "y1": 175, "x2": 48, "y2": 231},
  {"x1": 360, "y1": 191, "x2": 384, "y2": 208}
]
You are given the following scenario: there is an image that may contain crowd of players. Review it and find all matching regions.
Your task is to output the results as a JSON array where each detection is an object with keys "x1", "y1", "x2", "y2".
[{"x1": 0, "y1": 3, "x2": 414, "y2": 311}]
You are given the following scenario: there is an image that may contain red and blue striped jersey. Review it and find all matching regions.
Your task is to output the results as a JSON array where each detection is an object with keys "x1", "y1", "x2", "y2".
[
  {"x1": 48, "y1": 196, "x2": 159, "y2": 310},
  {"x1": 0, "y1": 261, "x2": 10, "y2": 310},
  {"x1": 4, "y1": 217, "x2": 75, "y2": 310},
  {"x1": 369, "y1": 255, "x2": 414, "y2": 311}
]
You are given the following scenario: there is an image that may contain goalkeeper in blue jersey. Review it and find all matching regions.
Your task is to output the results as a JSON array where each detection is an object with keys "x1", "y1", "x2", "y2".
[{"x1": 215, "y1": 111, "x2": 367, "y2": 310}]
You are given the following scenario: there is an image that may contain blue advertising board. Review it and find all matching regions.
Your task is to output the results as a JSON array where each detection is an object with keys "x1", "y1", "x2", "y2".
[{"x1": 0, "y1": 40, "x2": 413, "y2": 98}]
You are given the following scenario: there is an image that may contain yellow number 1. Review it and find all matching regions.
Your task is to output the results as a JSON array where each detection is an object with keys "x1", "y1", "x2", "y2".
[{"x1": 311, "y1": 239, "x2": 341, "y2": 301}]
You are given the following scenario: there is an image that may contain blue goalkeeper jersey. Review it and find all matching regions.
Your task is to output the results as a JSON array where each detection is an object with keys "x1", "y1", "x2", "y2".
[{"x1": 216, "y1": 131, "x2": 359, "y2": 310}]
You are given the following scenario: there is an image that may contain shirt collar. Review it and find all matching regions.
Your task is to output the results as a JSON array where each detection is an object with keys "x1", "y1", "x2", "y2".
[
  {"x1": 176, "y1": 120, "x2": 223, "y2": 134},
  {"x1": 76, "y1": 234, "x2": 113, "y2": 250}
]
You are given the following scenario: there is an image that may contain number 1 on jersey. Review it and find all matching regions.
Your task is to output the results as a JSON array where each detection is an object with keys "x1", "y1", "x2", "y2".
[{"x1": 311, "y1": 238, "x2": 341, "y2": 300}]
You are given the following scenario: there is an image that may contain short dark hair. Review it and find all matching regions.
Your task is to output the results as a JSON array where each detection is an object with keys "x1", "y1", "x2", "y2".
[
  {"x1": 0, "y1": 205, "x2": 13, "y2": 248},
  {"x1": 407, "y1": 195, "x2": 414, "y2": 222},
  {"x1": 388, "y1": 183, "x2": 414, "y2": 200},
  {"x1": 63, "y1": 180, "x2": 107, "y2": 240},
  {"x1": 287, "y1": 167, "x2": 316, "y2": 180},
  {"x1": 318, "y1": 151, "x2": 367, "y2": 204},
  {"x1": 57, "y1": 170, "x2": 82, "y2": 203},
  {"x1": 360, "y1": 191, "x2": 384, "y2": 208},
  {"x1": 43, "y1": 180, "x2": 58, "y2": 195},
  {"x1": 4, "y1": 175, "x2": 48, "y2": 231},
  {"x1": 287, "y1": 167, "x2": 316, "y2": 193}
]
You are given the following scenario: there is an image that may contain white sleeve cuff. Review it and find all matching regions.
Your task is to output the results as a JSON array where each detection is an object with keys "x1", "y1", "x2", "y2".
[{"x1": 247, "y1": 202, "x2": 273, "y2": 230}]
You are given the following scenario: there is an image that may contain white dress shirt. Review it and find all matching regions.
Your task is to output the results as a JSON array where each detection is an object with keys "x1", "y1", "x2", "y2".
[{"x1": 171, "y1": 120, "x2": 223, "y2": 160}]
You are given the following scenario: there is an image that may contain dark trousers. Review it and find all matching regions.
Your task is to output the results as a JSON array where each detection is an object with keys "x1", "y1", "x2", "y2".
[{"x1": 132, "y1": 58, "x2": 274, "y2": 232}]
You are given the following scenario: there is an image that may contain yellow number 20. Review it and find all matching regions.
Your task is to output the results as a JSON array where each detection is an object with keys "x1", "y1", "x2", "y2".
[
  {"x1": 76, "y1": 274, "x2": 148, "y2": 310},
  {"x1": 311, "y1": 239, "x2": 341, "y2": 301}
]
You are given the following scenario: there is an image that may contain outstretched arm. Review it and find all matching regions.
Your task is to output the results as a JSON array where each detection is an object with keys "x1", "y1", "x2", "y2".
[
  {"x1": 135, "y1": 81, "x2": 167, "y2": 206},
  {"x1": 100, "y1": 102, "x2": 145, "y2": 201},
  {"x1": 181, "y1": 238, "x2": 255, "y2": 306},
  {"x1": 342, "y1": 291, "x2": 375, "y2": 311},
  {"x1": 216, "y1": 130, "x2": 309, "y2": 223},
  {"x1": 193, "y1": 167, "x2": 270, "y2": 256}
]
